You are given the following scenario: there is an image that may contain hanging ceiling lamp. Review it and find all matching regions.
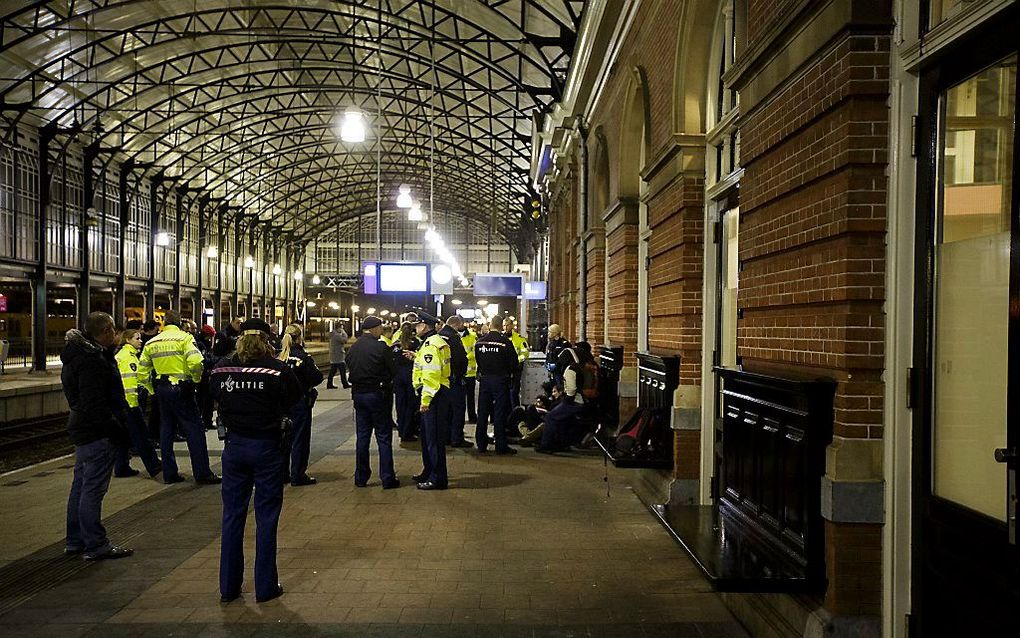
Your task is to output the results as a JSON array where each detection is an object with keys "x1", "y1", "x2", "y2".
[
  {"x1": 408, "y1": 201, "x2": 423, "y2": 221},
  {"x1": 340, "y1": 107, "x2": 367, "y2": 143},
  {"x1": 396, "y1": 184, "x2": 413, "y2": 209}
]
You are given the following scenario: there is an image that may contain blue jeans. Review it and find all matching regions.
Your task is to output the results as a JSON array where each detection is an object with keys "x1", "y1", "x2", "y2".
[
  {"x1": 447, "y1": 376, "x2": 467, "y2": 444},
  {"x1": 115, "y1": 407, "x2": 162, "y2": 476},
  {"x1": 394, "y1": 369, "x2": 419, "y2": 439},
  {"x1": 156, "y1": 383, "x2": 213, "y2": 480},
  {"x1": 66, "y1": 438, "x2": 116, "y2": 554},
  {"x1": 541, "y1": 401, "x2": 586, "y2": 449},
  {"x1": 352, "y1": 390, "x2": 396, "y2": 486},
  {"x1": 476, "y1": 376, "x2": 512, "y2": 452},
  {"x1": 419, "y1": 387, "x2": 450, "y2": 487},
  {"x1": 287, "y1": 399, "x2": 313, "y2": 481},
  {"x1": 220, "y1": 434, "x2": 284, "y2": 601}
]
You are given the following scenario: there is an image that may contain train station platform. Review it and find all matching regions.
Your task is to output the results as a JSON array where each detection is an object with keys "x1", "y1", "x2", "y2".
[{"x1": 0, "y1": 390, "x2": 747, "y2": 638}]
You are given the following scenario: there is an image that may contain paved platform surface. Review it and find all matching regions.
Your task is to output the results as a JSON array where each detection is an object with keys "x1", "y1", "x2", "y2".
[{"x1": 0, "y1": 389, "x2": 749, "y2": 638}]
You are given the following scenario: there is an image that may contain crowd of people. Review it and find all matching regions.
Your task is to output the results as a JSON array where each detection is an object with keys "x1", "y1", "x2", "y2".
[{"x1": 59, "y1": 307, "x2": 600, "y2": 604}]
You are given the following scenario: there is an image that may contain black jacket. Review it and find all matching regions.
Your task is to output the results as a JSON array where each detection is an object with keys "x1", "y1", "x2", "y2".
[
  {"x1": 546, "y1": 337, "x2": 570, "y2": 369},
  {"x1": 210, "y1": 354, "x2": 303, "y2": 439},
  {"x1": 391, "y1": 336, "x2": 421, "y2": 372},
  {"x1": 60, "y1": 330, "x2": 128, "y2": 446},
  {"x1": 346, "y1": 333, "x2": 397, "y2": 391},
  {"x1": 438, "y1": 325, "x2": 468, "y2": 378},
  {"x1": 284, "y1": 343, "x2": 325, "y2": 394},
  {"x1": 474, "y1": 331, "x2": 518, "y2": 378}
]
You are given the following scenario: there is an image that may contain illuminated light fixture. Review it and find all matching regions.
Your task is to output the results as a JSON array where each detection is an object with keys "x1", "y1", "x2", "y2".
[
  {"x1": 306, "y1": 301, "x2": 316, "y2": 308},
  {"x1": 340, "y1": 107, "x2": 367, "y2": 143},
  {"x1": 477, "y1": 299, "x2": 488, "y2": 306},
  {"x1": 408, "y1": 202, "x2": 423, "y2": 221},
  {"x1": 424, "y1": 229, "x2": 440, "y2": 244},
  {"x1": 351, "y1": 304, "x2": 360, "y2": 312},
  {"x1": 432, "y1": 264, "x2": 452, "y2": 285},
  {"x1": 272, "y1": 263, "x2": 282, "y2": 276},
  {"x1": 311, "y1": 274, "x2": 321, "y2": 285},
  {"x1": 155, "y1": 231, "x2": 171, "y2": 246},
  {"x1": 206, "y1": 246, "x2": 218, "y2": 259},
  {"x1": 459, "y1": 277, "x2": 469, "y2": 286},
  {"x1": 451, "y1": 299, "x2": 462, "y2": 306},
  {"x1": 396, "y1": 185, "x2": 413, "y2": 208},
  {"x1": 367, "y1": 307, "x2": 376, "y2": 314},
  {"x1": 244, "y1": 255, "x2": 256, "y2": 268},
  {"x1": 328, "y1": 301, "x2": 339, "y2": 310},
  {"x1": 293, "y1": 270, "x2": 303, "y2": 281},
  {"x1": 380, "y1": 310, "x2": 390, "y2": 316}
]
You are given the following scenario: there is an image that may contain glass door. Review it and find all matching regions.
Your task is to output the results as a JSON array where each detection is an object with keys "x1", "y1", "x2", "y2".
[{"x1": 915, "y1": 50, "x2": 1018, "y2": 636}]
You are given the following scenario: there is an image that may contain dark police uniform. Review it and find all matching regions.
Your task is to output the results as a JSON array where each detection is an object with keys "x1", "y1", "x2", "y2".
[
  {"x1": 345, "y1": 328, "x2": 399, "y2": 488},
  {"x1": 391, "y1": 335, "x2": 421, "y2": 441},
  {"x1": 438, "y1": 324, "x2": 470, "y2": 447},
  {"x1": 283, "y1": 342, "x2": 324, "y2": 486},
  {"x1": 473, "y1": 330, "x2": 519, "y2": 453},
  {"x1": 211, "y1": 338, "x2": 302, "y2": 603}
]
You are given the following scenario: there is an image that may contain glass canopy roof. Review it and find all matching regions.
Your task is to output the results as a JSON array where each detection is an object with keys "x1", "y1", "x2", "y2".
[{"x1": 0, "y1": 0, "x2": 585, "y2": 244}]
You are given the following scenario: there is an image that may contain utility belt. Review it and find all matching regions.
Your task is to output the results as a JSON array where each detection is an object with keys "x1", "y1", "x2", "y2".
[
  {"x1": 351, "y1": 381, "x2": 391, "y2": 394},
  {"x1": 478, "y1": 373, "x2": 511, "y2": 380},
  {"x1": 218, "y1": 415, "x2": 292, "y2": 446}
]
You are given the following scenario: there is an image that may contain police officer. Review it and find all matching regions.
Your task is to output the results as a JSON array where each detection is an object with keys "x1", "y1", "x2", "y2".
[
  {"x1": 438, "y1": 316, "x2": 471, "y2": 448},
  {"x1": 137, "y1": 309, "x2": 220, "y2": 485},
  {"x1": 545, "y1": 323, "x2": 571, "y2": 385},
  {"x1": 114, "y1": 328, "x2": 162, "y2": 478},
  {"x1": 461, "y1": 321, "x2": 478, "y2": 423},
  {"x1": 412, "y1": 313, "x2": 451, "y2": 489},
  {"x1": 345, "y1": 316, "x2": 400, "y2": 489},
  {"x1": 504, "y1": 318, "x2": 530, "y2": 406},
  {"x1": 279, "y1": 324, "x2": 324, "y2": 486},
  {"x1": 475, "y1": 315, "x2": 518, "y2": 455},
  {"x1": 211, "y1": 319, "x2": 302, "y2": 604}
]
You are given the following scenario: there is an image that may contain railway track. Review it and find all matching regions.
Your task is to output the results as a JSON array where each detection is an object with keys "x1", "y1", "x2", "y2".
[{"x1": 0, "y1": 414, "x2": 69, "y2": 455}]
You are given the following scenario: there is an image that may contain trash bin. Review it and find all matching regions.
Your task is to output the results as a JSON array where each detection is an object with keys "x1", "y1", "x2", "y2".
[{"x1": 520, "y1": 352, "x2": 548, "y2": 404}]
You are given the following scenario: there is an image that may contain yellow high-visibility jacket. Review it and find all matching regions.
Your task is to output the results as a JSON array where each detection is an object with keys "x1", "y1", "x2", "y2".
[
  {"x1": 137, "y1": 325, "x2": 204, "y2": 393},
  {"x1": 509, "y1": 331, "x2": 529, "y2": 363},
  {"x1": 412, "y1": 334, "x2": 451, "y2": 408},
  {"x1": 115, "y1": 343, "x2": 142, "y2": 408},
  {"x1": 462, "y1": 330, "x2": 477, "y2": 378},
  {"x1": 380, "y1": 334, "x2": 394, "y2": 347}
]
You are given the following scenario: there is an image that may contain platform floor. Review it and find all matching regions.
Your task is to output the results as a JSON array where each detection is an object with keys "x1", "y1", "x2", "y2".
[{"x1": 0, "y1": 390, "x2": 748, "y2": 638}]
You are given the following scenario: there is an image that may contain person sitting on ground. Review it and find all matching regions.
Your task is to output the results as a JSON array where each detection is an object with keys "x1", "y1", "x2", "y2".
[
  {"x1": 537, "y1": 341, "x2": 597, "y2": 453},
  {"x1": 515, "y1": 381, "x2": 563, "y2": 447}
]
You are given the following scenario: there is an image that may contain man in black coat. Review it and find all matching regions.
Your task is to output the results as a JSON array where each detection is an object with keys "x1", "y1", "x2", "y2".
[
  {"x1": 346, "y1": 316, "x2": 399, "y2": 489},
  {"x1": 62, "y1": 311, "x2": 135, "y2": 561},
  {"x1": 438, "y1": 316, "x2": 472, "y2": 448}
]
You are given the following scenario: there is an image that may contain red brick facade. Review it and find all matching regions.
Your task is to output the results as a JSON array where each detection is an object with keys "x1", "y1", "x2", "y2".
[{"x1": 542, "y1": 0, "x2": 891, "y2": 625}]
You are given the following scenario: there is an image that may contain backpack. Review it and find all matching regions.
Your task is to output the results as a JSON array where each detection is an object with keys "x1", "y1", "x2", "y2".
[{"x1": 615, "y1": 409, "x2": 651, "y2": 455}]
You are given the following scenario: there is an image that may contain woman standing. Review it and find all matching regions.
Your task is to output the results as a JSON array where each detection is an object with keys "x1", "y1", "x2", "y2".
[
  {"x1": 211, "y1": 319, "x2": 302, "y2": 604},
  {"x1": 279, "y1": 324, "x2": 324, "y2": 486},
  {"x1": 391, "y1": 321, "x2": 420, "y2": 442},
  {"x1": 113, "y1": 329, "x2": 162, "y2": 477}
]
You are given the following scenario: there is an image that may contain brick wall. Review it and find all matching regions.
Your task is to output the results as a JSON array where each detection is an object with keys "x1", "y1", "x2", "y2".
[
  {"x1": 738, "y1": 32, "x2": 890, "y2": 441},
  {"x1": 605, "y1": 222, "x2": 639, "y2": 354},
  {"x1": 647, "y1": 173, "x2": 705, "y2": 385}
]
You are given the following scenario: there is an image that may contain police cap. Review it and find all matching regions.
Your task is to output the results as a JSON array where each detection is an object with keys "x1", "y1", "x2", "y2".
[
  {"x1": 415, "y1": 311, "x2": 440, "y2": 326},
  {"x1": 239, "y1": 318, "x2": 272, "y2": 335}
]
